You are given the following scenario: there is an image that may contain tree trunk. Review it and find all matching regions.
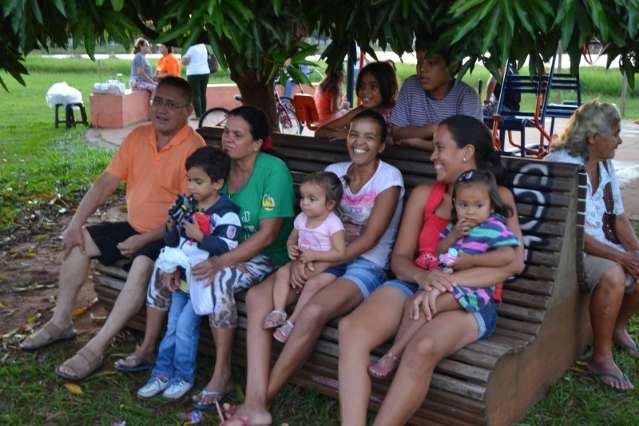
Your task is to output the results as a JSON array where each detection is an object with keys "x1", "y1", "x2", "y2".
[{"x1": 230, "y1": 71, "x2": 277, "y2": 131}]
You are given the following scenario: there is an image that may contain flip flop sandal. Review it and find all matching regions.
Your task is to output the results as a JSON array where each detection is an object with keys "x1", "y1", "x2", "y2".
[
  {"x1": 262, "y1": 310, "x2": 287, "y2": 329},
  {"x1": 20, "y1": 322, "x2": 76, "y2": 352},
  {"x1": 114, "y1": 354, "x2": 155, "y2": 372},
  {"x1": 56, "y1": 347, "x2": 104, "y2": 381},
  {"x1": 192, "y1": 389, "x2": 234, "y2": 411},
  {"x1": 586, "y1": 370, "x2": 634, "y2": 392},
  {"x1": 614, "y1": 339, "x2": 639, "y2": 359}
]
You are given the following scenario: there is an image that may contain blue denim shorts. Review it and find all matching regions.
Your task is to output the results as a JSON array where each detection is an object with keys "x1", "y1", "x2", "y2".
[
  {"x1": 325, "y1": 256, "x2": 387, "y2": 298},
  {"x1": 472, "y1": 301, "x2": 497, "y2": 339},
  {"x1": 380, "y1": 279, "x2": 497, "y2": 339},
  {"x1": 381, "y1": 278, "x2": 419, "y2": 299}
]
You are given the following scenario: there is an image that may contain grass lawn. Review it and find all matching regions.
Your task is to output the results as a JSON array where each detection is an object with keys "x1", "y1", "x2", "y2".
[{"x1": 1, "y1": 56, "x2": 639, "y2": 425}]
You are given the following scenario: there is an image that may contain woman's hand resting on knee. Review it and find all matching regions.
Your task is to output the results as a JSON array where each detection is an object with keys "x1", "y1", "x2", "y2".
[{"x1": 414, "y1": 269, "x2": 454, "y2": 293}]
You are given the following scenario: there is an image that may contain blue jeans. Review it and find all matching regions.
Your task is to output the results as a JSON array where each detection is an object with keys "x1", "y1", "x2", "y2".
[{"x1": 152, "y1": 290, "x2": 202, "y2": 384}]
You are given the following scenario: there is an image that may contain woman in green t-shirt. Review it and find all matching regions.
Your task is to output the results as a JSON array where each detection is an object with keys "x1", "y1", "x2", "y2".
[{"x1": 190, "y1": 106, "x2": 295, "y2": 405}]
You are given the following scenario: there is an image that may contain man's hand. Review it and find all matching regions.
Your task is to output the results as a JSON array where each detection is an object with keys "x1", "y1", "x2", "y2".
[
  {"x1": 183, "y1": 220, "x2": 204, "y2": 242},
  {"x1": 62, "y1": 223, "x2": 85, "y2": 259},
  {"x1": 621, "y1": 251, "x2": 639, "y2": 279},
  {"x1": 117, "y1": 234, "x2": 147, "y2": 257}
]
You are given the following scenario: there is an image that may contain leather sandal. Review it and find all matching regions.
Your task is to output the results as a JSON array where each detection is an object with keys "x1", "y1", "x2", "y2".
[
  {"x1": 20, "y1": 321, "x2": 76, "y2": 352},
  {"x1": 56, "y1": 347, "x2": 104, "y2": 381}
]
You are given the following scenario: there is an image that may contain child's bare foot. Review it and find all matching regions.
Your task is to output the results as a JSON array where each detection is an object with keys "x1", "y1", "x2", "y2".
[{"x1": 368, "y1": 352, "x2": 400, "y2": 379}]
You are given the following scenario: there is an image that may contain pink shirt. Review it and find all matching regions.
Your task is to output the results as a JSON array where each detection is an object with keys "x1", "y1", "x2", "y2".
[{"x1": 294, "y1": 211, "x2": 344, "y2": 251}]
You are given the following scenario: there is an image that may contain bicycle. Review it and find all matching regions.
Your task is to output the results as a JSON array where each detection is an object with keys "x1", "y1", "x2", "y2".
[{"x1": 198, "y1": 89, "x2": 303, "y2": 135}]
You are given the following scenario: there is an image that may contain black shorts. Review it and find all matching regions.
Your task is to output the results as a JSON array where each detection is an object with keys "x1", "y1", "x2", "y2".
[{"x1": 86, "y1": 221, "x2": 163, "y2": 266}]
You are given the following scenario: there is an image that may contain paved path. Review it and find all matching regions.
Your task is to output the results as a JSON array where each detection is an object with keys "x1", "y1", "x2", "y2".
[{"x1": 84, "y1": 118, "x2": 639, "y2": 220}]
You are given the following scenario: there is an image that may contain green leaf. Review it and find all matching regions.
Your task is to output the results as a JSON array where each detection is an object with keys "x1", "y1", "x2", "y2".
[
  {"x1": 156, "y1": 21, "x2": 193, "y2": 44},
  {"x1": 448, "y1": 0, "x2": 497, "y2": 45},
  {"x1": 450, "y1": 0, "x2": 485, "y2": 18},
  {"x1": 480, "y1": 4, "x2": 501, "y2": 54},
  {"x1": 110, "y1": 0, "x2": 124, "y2": 12},
  {"x1": 560, "y1": 4, "x2": 576, "y2": 51},
  {"x1": 512, "y1": 1, "x2": 535, "y2": 36},
  {"x1": 273, "y1": 0, "x2": 282, "y2": 16},
  {"x1": 30, "y1": 0, "x2": 43, "y2": 24},
  {"x1": 628, "y1": 8, "x2": 638, "y2": 39}
]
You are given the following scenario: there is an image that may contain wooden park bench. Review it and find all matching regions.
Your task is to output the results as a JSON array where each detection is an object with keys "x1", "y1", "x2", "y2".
[{"x1": 94, "y1": 127, "x2": 589, "y2": 425}]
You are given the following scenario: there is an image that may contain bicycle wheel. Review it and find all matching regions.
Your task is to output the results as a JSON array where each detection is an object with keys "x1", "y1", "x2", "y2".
[
  {"x1": 277, "y1": 97, "x2": 303, "y2": 134},
  {"x1": 198, "y1": 107, "x2": 229, "y2": 128}
]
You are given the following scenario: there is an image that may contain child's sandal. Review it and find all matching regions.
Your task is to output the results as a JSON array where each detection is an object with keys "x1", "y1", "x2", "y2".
[
  {"x1": 273, "y1": 320, "x2": 295, "y2": 343},
  {"x1": 263, "y1": 310, "x2": 288, "y2": 329},
  {"x1": 368, "y1": 352, "x2": 400, "y2": 380}
]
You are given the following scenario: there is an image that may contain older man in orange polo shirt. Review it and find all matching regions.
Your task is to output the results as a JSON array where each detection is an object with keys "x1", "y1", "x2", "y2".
[{"x1": 21, "y1": 76, "x2": 205, "y2": 380}]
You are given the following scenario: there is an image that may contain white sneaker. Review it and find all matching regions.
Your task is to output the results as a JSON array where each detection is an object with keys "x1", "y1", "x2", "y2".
[
  {"x1": 137, "y1": 376, "x2": 169, "y2": 399},
  {"x1": 162, "y1": 379, "x2": 193, "y2": 400}
]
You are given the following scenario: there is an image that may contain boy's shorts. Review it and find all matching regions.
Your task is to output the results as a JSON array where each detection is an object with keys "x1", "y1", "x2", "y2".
[{"x1": 86, "y1": 221, "x2": 163, "y2": 266}]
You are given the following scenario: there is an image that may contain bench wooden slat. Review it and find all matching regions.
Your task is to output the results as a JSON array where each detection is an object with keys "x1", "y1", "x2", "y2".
[
  {"x1": 504, "y1": 278, "x2": 553, "y2": 296},
  {"x1": 519, "y1": 265, "x2": 556, "y2": 280},
  {"x1": 501, "y1": 290, "x2": 549, "y2": 309},
  {"x1": 497, "y1": 303, "x2": 545, "y2": 323}
]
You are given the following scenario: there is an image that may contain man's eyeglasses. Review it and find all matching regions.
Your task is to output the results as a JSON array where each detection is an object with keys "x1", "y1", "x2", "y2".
[{"x1": 151, "y1": 96, "x2": 189, "y2": 111}]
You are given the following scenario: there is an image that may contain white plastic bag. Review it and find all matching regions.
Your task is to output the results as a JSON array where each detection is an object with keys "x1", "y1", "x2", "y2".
[
  {"x1": 46, "y1": 82, "x2": 83, "y2": 107},
  {"x1": 154, "y1": 245, "x2": 214, "y2": 315},
  {"x1": 92, "y1": 80, "x2": 126, "y2": 96}
]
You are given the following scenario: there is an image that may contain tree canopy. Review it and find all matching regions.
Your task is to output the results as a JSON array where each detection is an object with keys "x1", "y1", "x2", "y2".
[{"x1": 2, "y1": 0, "x2": 638, "y2": 108}]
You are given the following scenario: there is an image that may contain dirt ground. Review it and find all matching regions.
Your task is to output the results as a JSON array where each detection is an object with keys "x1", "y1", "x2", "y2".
[{"x1": 0, "y1": 200, "x2": 128, "y2": 343}]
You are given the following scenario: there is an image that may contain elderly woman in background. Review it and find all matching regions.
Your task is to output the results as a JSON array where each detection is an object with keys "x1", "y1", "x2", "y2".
[
  {"x1": 129, "y1": 38, "x2": 157, "y2": 95},
  {"x1": 546, "y1": 100, "x2": 639, "y2": 391}
]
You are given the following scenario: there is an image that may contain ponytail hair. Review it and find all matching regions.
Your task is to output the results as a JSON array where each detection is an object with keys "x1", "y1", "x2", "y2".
[{"x1": 439, "y1": 115, "x2": 505, "y2": 184}]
